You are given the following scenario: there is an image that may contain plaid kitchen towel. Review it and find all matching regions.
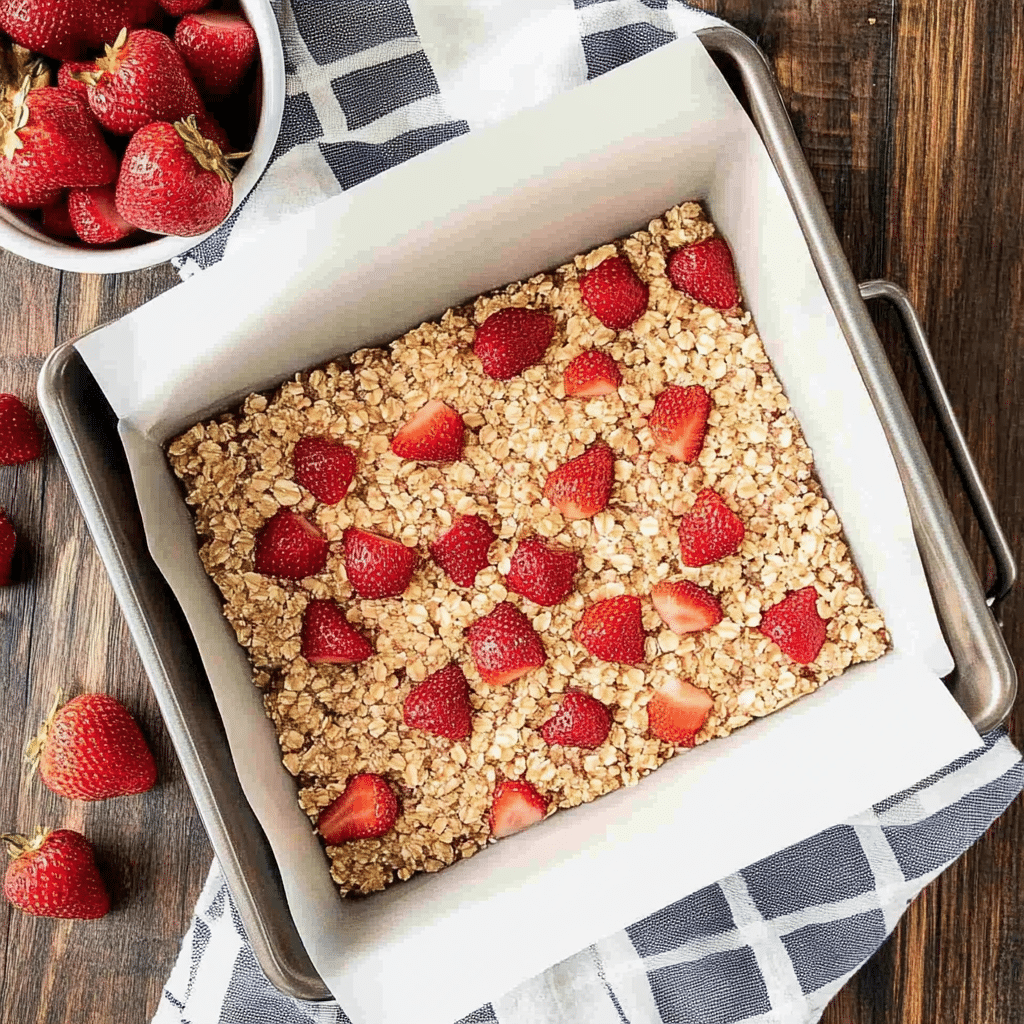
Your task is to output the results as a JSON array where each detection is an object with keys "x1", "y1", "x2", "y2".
[{"x1": 156, "y1": 1, "x2": 1024, "y2": 1022}]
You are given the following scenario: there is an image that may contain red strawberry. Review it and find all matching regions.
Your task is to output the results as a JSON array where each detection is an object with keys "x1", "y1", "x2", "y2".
[
  {"x1": 759, "y1": 586, "x2": 829, "y2": 664},
  {"x1": 489, "y1": 779, "x2": 547, "y2": 838},
  {"x1": 0, "y1": 85, "x2": 117, "y2": 210},
  {"x1": 0, "y1": 393, "x2": 43, "y2": 464},
  {"x1": 651, "y1": 580, "x2": 723, "y2": 635},
  {"x1": 540, "y1": 690, "x2": 611, "y2": 748},
  {"x1": 253, "y1": 509, "x2": 328, "y2": 579},
  {"x1": 667, "y1": 237, "x2": 740, "y2": 310},
  {"x1": 0, "y1": 508, "x2": 16, "y2": 585},
  {"x1": 343, "y1": 528, "x2": 417, "y2": 599},
  {"x1": 474, "y1": 307, "x2": 556, "y2": 380},
  {"x1": 40, "y1": 195, "x2": 76, "y2": 239},
  {"x1": 159, "y1": 0, "x2": 210, "y2": 14},
  {"x1": 403, "y1": 663, "x2": 472, "y2": 741},
  {"x1": 579, "y1": 255, "x2": 649, "y2": 329},
  {"x1": 293, "y1": 436, "x2": 357, "y2": 504},
  {"x1": 429, "y1": 514, "x2": 495, "y2": 587},
  {"x1": 2, "y1": 829, "x2": 109, "y2": 919},
  {"x1": 648, "y1": 384, "x2": 711, "y2": 462},
  {"x1": 87, "y1": 0, "x2": 161, "y2": 52},
  {"x1": 317, "y1": 773, "x2": 398, "y2": 844},
  {"x1": 677, "y1": 489, "x2": 744, "y2": 567},
  {"x1": 31, "y1": 693, "x2": 157, "y2": 800},
  {"x1": 175, "y1": 11, "x2": 258, "y2": 100},
  {"x1": 116, "y1": 116, "x2": 244, "y2": 236},
  {"x1": 543, "y1": 441, "x2": 615, "y2": 521},
  {"x1": 75, "y1": 29, "x2": 204, "y2": 136},
  {"x1": 466, "y1": 602, "x2": 546, "y2": 686},
  {"x1": 563, "y1": 350, "x2": 622, "y2": 397},
  {"x1": 573, "y1": 594, "x2": 646, "y2": 664},
  {"x1": 300, "y1": 600, "x2": 373, "y2": 665},
  {"x1": 57, "y1": 60, "x2": 92, "y2": 99},
  {"x1": 505, "y1": 538, "x2": 578, "y2": 606},
  {"x1": 67, "y1": 185, "x2": 136, "y2": 244},
  {"x1": 0, "y1": 0, "x2": 155, "y2": 61},
  {"x1": 391, "y1": 399, "x2": 464, "y2": 463},
  {"x1": 193, "y1": 109, "x2": 231, "y2": 152},
  {"x1": 647, "y1": 678, "x2": 714, "y2": 746}
]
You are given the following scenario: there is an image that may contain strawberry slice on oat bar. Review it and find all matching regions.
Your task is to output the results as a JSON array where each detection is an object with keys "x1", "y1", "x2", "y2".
[
  {"x1": 489, "y1": 780, "x2": 547, "y2": 838},
  {"x1": 759, "y1": 586, "x2": 829, "y2": 665},
  {"x1": 677, "y1": 489, "x2": 745, "y2": 568},
  {"x1": 253, "y1": 510, "x2": 328, "y2": 580},
  {"x1": 318, "y1": 773, "x2": 398, "y2": 844},
  {"x1": 543, "y1": 441, "x2": 615, "y2": 521},
  {"x1": 343, "y1": 528, "x2": 417, "y2": 599},
  {"x1": 429, "y1": 514, "x2": 496, "y2": 588},
  {"x1": 573, "y1": 594, "x2": 646, "y2": 664},
  {"x1": 391, "y1": 398, "x2": 465, "y2": 463},
  {"x1": 301, "y1": 600, "x2": 374, "y2": 665},
  {"x1": 403, "y1": 664, "x2": 473, "y2": 741},
  {"x1": 467, "y1": 602, "x2": 546, "y2": 686},
  {"x1": 647, "y1": 678, "x2": 714, "y2": 747}
]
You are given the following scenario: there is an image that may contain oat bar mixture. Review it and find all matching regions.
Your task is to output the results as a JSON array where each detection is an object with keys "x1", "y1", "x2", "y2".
[{"x1": 168, "y1": 202, "x2": 889, "y2": 894}]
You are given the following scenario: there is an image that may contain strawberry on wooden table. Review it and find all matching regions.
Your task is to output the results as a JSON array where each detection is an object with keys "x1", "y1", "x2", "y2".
[
  {"x1": 647, "y1": 677, "x2": 714, "y2": 746},
  {"x1": 253, "y1": 509, "x2": 328, "y2": 579},
  {"x1": 0, "y1": 507, "x2": 16, "y2": 585},
  {"x1": 2, "y1": 828, "x2": 110, "y2": 919},
  {"x1": 563, "y1": 350, "x2": 622, "y2": 397},
  {"x1": 68, "y1": 184, "x2": 136, "y2": 244},
  {"x1": 343, "y1": 527, "x2": 417, "y2": 599},
  {"x1": 579, "y1": 254, "x2": 649, "y2": 329},
  {"x1": 300, "y1": 600, "x2": 373, "y2": 665},
  {"x1": 175, "y1": 11, "x2": 258, "y2": 100},
  {"x1": 116, "y1": 114, "x2": 247, "y2": 236},
  {"x1": 651, "y1": 580, "x2": 723, "y2": 635},
  {"x1": 677, "y1": 488, "x2": 744, "y2": 567},
  {"x1": 574, "y1": 594, "x2": 646, "y2": 664},
  {"x1": 505, "y1": 537, "x2": 578, "y2": 607},
  {"x1": 542, "y1": 440, "x2": 615, "y2": 521},
  {"x1": 317, "y1": 773, "x2": 398, "y2": 844},
  {"x1": 668, "y1": 236, "x2": 740, "y2": 310},
  {"x1": 648, "y1": 384, "x2": 712, "y2": 463},
  {"x1": 540, "y1": 690, "x2": 611, "y2": 749},
  {"x1": 474, "y1": 306, "x2": 556, "y2": 380},
  {"x1": 293, "y1": 435, "x2": 357, "y2": 504},
  {"x1": 0, "y1": 392, "x2": 43, "y2": 464},
  {"x1": 28, "y1": 692, "x2": 157, "y2": 800},
  {"x1": 391, "y1": 398, "x2": 464, "y2": 463},
  {"x1": 403, "y1": 663, "x2": 472, "y2": 741},
  {"x1": 466, "y1": 601, "x2": 546, "y2": 685},
  {"x1": 489, "y1": 779, "x2": 547, "y2": 838},
  {"x1": 429, "y1": 514, "x2": 495, "y2": 588},
  {"x1": 759, "y1": 586, "x2": 829, "y2": 664}
]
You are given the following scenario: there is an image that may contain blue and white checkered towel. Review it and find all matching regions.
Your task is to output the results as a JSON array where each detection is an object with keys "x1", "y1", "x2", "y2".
[{"x1": 156, "y1": 2, "x2": 1024, "y2": 1022}]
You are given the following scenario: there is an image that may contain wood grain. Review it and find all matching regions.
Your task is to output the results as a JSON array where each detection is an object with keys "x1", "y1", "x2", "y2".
[{"x1": 0, "y1": 1, "x2": 1021, "y2": 1021}]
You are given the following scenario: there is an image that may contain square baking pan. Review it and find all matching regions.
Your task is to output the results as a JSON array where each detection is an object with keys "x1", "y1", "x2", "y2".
[{"x1": 36, "y1": 24, "x2": 1017, "y2": 1002}]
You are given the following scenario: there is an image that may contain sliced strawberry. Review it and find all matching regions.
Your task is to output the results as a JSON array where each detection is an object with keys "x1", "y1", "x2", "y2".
[
  {"x1": 489, "y1": 779, "x2": 547, "y2": 838},
  {"x1": 343, "y1": 528, "x2": 417, "y2": 599},
  {"x1": 677, "y1": 489, "x2": 744, "y2": 567},
  {"x1": 403, "y1": 663, "x2": 472, "y2": 741},
  {"x1": 300, "y1": 600, "x2": 373, "y2": 665},
  {"x1": 651, "y1": 580, "x2": 723, "y2": 635},
  {"x1": 647, "y1": 678, "x2": 714, "y2": 746},
  {"x1": 759, "y1": 586, "x2": 828, "y2": 664},
  {"x1": 466, "y1": 602, "x2": 546, "y2": 686},
  {"x1": 579, "y1": 255, "x2": 649, "y2": 329},
  {"x1": 474, "y1": 307, "x2": 556, "y2": 381},
  {"x1": 391, "y1": 399, "x2": 464, "y2": 463},
  {"x1": 540, "y1": 690, "x2": 611, "y2": 749},
  {"x1": 67, "y1": 185, "x2": 136, "y2": 245},
  {"x1": 563, "y1": 350, "x2": 622, "y2": 397},
  {"x1": 505, "y1": 538, "x2": 579, "y2": 607},
  {"x1": 573, "y1": 594, "x2": 646, "y2": 664},
  {"x1": 429, "y1": 514, "x2": 495, "y2": 587},
  {"x1": 648, "y1": 384, "x2": 711, "y2": 462},
  {"x1": 667, "y1": 237, "x2": 740, "y2": 310},
  {"x1": 317, "y1": 773, "x2": 398, "y2": 844},
  {"x1": 0, "y1": 508, "x2": 15, "y2": 585},
  {"x1": 253, "y1": 510, "x2": 328, "y2": 579},
  {"x1": 293, "y1": 436, "x2": 357, "y2": 504},
  {"x1": 543, "y1": 441, "x2": 615, "y2": 521}
]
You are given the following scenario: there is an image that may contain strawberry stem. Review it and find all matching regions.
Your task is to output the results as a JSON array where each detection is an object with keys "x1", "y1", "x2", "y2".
[
  {"x1": 174, "y1": 114, "x2": 249, "y2": 184},
  {"x1": 1, "y1": 827, "x2": 48, "y2": 858},
  {"x1": 24, "y1": 688, "x2": 63, "y2": 777},
  {"x1": 1, "y1": 77, "x2": 30, "y2": 161}
]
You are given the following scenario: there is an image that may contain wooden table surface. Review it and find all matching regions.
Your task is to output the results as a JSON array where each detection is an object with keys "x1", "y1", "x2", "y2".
[{"x1": 0, "y1": 1, "x2": 1020, "y2": 1021}]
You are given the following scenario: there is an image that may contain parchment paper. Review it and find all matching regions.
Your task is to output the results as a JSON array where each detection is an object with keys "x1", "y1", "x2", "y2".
[{"x1": 78, "y1": 34, "x2": 976, "y2": 1024}]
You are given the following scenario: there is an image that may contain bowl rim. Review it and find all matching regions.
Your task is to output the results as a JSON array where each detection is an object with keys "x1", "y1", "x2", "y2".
[{"x1": 0, "y1": 0, "x2": 285, "y2": 274}]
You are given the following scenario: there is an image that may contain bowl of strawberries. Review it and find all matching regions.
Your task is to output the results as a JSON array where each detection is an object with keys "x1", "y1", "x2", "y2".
[{"x1": 0, "y1": 0, "x2": 284, "y2": 272}]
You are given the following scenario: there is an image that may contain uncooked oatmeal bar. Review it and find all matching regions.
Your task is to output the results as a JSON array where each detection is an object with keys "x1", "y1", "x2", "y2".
[{"x1": 168, "y1": 202, "x2": 889, "y2": 895}]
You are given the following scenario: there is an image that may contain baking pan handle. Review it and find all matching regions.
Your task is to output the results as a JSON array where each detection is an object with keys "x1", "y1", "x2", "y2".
[{"x1": 859, "y1": 279, "x2": 1018, "y2": 612}]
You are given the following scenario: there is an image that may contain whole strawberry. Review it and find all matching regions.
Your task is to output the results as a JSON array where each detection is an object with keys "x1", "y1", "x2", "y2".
[
  {"x1": 0, "y1": 0, "x2": 156, "y2": 61},
  {"x1": 579, "y1": 255, "x2": 649, "y2": 329},
  {"x1": 2, "y1": 828, "x2": 110, "y2": 919},
  {"x1": 0, "y1": 507, "x2": 16, "y2": 585},
  {"x1": 29, "y1": 693, "x2": 157, "y2": 801},
  {"x1": 68, "y1": 184, "x2": 136, "y2": 245},
  {"x1": 75, "y1": 29, "x2": 205, "y2": 136},
  {"x1": 0, "y1": 393, "x2": 43, "y2": 464},
  {"x1": 0, "y1": 83, "x2": 117, "y2": 210},
  {"x1": 175, "y1": 11, "x2": 258, "y2": 100},
  {"x1": 116, "y1": 115, "x2": 246, "y2": 237}
]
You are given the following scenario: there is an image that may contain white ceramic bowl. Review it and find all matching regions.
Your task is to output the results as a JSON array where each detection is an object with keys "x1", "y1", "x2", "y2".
[{"x1": 0, "y1": 0, "x2": 285, "y2": 273}]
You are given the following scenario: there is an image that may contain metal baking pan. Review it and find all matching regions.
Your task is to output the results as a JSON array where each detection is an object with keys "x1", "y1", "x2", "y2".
[{"x1": 36, "y1": 24, "x2": 1017, "y2": 1002}]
